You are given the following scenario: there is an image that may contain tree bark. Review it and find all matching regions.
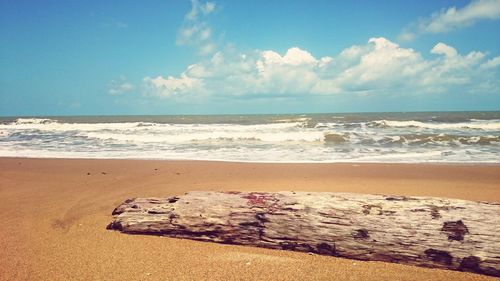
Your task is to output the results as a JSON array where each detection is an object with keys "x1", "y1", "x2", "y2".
[{"x1": 108, "y1": 191, "x2": 500, "y2": 277}]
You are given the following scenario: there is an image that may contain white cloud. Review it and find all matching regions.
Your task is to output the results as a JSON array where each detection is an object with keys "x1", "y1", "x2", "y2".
[
  {"x1": 201, "y1": 2, "x2": 216, "y2": 15},
  {"x1": 198, "y1": 42, "x2": 217, "y2": 55},
  {"x1": 400, "y1": 0, "x2": 500, "y2": 40},
  {"x1": 199, "y1": 27, "x2": 212, "y2": 40},
  {"x1": 143, "y1": 73, "x2": 204, "y2": 99},
  {"x1": 430, "y1": 42, "x2": 458, "y2": 57},
  {"x1": 143, "y1": 37, "x2": 499, "y2": 99},
  {"x1": 178, "y1": 0, "x2": 218, "y2": 55},
  {"x1": 108, "y1": 77, "x2": 134, "y2": 95},
  {"x1": 186, "y1": 0, "x2": 216, "y2": 21},
  {"x1": 480, "y1": 56, "x2": 500, "y2": 69}
]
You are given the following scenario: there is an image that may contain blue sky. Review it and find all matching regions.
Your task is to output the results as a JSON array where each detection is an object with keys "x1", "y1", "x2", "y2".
[{"x1": 0, "y1": 0, "x2": 499, "y2": 116}]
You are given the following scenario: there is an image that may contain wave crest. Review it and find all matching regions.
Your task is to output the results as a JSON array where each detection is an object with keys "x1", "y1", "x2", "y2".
[
  {"x1": 13, "y1": 118, "x2": 57, "y2": 125},
  {"x1": 373, "y1": 120, "x2": 500, "y2": 130}
]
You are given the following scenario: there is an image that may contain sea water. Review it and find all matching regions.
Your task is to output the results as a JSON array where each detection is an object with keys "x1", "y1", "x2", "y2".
[{"x1": 0, "y1": 112, "x2": 498, "y2": 163}]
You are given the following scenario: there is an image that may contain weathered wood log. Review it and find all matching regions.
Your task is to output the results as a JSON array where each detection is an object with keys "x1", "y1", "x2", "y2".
[{"x1": 108, "y1": 191, "x2": 500, "y2": 277}]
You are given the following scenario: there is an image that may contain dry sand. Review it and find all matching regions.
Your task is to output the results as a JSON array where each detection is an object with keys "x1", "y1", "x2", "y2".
[{"x1": 0, "y1": 157, "x2": 499, "y2": 281}]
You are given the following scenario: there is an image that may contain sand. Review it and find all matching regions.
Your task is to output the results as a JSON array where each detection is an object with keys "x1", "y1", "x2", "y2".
[{"x1": 0, "y1": 157, "x2": 499, "y2": 281}]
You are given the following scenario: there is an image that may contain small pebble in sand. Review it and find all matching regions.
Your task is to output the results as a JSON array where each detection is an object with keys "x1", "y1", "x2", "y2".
[
  {"x1": 87, "y1": 172, "x2": 91, "y2": 175},
  {"x1": 101, "y1": 172, "x2": 107, "y2": 175},
  {"x1": 245, "y1": 262, "x2": 251, "y2": 266},
  {"x1": 146, "y1": 272, "x2": 151, "y2": 276}
]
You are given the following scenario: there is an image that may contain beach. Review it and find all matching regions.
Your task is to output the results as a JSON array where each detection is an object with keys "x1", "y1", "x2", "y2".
[
  {"x1": 0, "y1": 157, "x2": 498, "y2": 281},
  {"x1": 2, "y1": 0, "x2": 499, "y2": 278}
]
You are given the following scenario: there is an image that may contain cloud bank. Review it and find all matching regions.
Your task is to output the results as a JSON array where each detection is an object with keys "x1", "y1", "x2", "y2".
[
  {"x1": 400, "y1": 0, "x2": 500, "y2": 40},
  {"x1": 143, "y1": 37, "x2": 499, "y2": 100}
]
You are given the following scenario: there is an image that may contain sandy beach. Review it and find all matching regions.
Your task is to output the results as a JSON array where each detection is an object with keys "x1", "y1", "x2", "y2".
[{"x1": 0, "y1": 157, "x2": 499, "y2": 281}]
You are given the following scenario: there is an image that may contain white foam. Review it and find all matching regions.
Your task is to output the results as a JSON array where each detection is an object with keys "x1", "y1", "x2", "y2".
[
  {"x1": 0, "y1": 117, "x2": 498, "y2": 163},
  {"x1": 0, "y1": 145, "x2": 498, "y2": 163},
  {"x1": 0, "y1": 119, "x2": 305, "y2": 132},
  {"x1": 13, "y1": 118, "x2": 56, "y2": 125},
  {"x1": 377, "y1": 119, "x2": 500, "y2": 130},
  {"x1": 82, "y1": 130, "x2": 324, "y2": 143}
]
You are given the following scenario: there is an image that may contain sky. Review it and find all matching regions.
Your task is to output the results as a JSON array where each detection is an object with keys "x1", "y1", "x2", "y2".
[{"x1": 0, "y1": 0, "x2": 499, "y2": 116}]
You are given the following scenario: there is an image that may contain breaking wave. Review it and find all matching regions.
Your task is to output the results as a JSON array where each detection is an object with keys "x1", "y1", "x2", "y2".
[
  {"x1": 0, "y1": 113, "x2": 498, "y2": 163},
  {"x1": 372, "y1": 119, "x2": 500, "y2": 130}
]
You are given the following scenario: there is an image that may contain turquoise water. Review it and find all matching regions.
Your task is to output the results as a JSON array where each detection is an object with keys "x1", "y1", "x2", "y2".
[{"x1": 0, "y1": 112, "x2": 499, "y2": 163}]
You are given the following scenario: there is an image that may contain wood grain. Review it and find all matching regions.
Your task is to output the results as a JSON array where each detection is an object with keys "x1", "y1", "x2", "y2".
[{"x1": 108, "y1": 191, "x2": 500, "y2": 277}]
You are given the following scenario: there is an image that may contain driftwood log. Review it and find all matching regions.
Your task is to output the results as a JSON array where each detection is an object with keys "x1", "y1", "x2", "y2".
[{"x1": 108, "y1": 191, "x2": 500, "y2": 277}]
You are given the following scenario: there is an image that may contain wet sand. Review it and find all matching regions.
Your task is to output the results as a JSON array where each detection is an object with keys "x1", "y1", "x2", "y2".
[{"x1": 0, "y1": 157, "x2": 499, "y2": 280}]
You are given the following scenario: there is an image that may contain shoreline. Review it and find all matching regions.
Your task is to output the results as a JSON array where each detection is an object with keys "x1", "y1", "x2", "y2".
[
  {"x1": 1, "y1": 157, "x2": 499, "y2": 280},
  {"x1": 2, "y1": 156, "x2": 500, "y2": 166}
]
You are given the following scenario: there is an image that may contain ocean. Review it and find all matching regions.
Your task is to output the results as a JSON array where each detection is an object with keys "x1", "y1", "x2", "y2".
[{"x1": 0, "y1": 112, "x2": 499, "y2": 163}]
